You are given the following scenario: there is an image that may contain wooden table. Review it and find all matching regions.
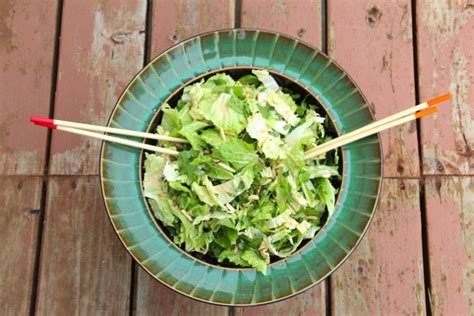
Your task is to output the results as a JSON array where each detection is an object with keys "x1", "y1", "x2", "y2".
[{"x1": 1, "y1": 1, "x2": 473, "y2": 315}]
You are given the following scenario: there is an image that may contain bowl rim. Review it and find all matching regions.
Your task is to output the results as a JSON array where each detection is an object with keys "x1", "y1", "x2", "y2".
[{"x1": 99, "y1": 28, "x2": 384, "y2": 306}]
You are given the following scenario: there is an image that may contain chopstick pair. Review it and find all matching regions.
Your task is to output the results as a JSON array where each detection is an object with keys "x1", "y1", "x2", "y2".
[
  {"x1": 30, "y1": 117, "x2": 186, "y2": 156},
  {"x1": 31, "y1": 92, "x2": 451, "y2": 159},
  {"x1": 303, "y1": 93, "x2": 451, "y2": 160}
]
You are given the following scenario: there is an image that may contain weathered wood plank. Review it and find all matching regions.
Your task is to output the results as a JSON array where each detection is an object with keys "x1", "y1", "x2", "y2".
[
  {"x1": 328, "y1": 0, "x2": 419, "y2": 177},
  {"x1": 331, "y1": 179, "x2": 425, "y2": 315},
  {"x1": 235, "y1": 1, "x2": 326, "y2": 314},
  {"x1": 0, "y1": 0, "x2": 58, "y2": 175},
  {"x1": 49, "y1": 0, "x2": 146, "y2": 175},
  {"x1": 234, "y1": 284, "x2": 326, "y2": 316},
  {"x1": 133, "y1": 2, "x2": 235, "y2": 314},
  {"x1": 424, "y1": 176, "x2": 473, "y2": 315},
  {"x1": 417, "y1": 1, "x2": 474, "y2": 175},
  {"x1": 241, "y1": 0, "x2": 322, "y2": 46},
  {"x1": 0, "y1": 177, "x2": 41, "y2": 314},
  {"x1": 150, "y1": 0, "x2": 235, "y2": 56},
  {"x1": 136, "y1": 270, "x2": 227, "y2": 316},
  {"x1": 36, "y1": 176, "x2": 131, "y2": 314}
]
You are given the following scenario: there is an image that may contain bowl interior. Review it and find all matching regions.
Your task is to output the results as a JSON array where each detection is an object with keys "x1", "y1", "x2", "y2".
[
  {"x1": 139, "y1": 67, "x2": 343, "y2": 268},
  {"x1": 100, "y1": 29, "x2": 382, "y2": 306}
]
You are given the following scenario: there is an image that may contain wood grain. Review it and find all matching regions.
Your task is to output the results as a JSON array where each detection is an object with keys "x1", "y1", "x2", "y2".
[
  {"x1": 416, "y1": 0, "x2": 474, "y2": 175},
  {"x1": 133, "y1": 2, "x2": 235, "y2": 314},
  {"x1": 234, "y1": 284, "x2": 326, "y2": 316},
  {"x1": 150, "y1": 0, "x2": 235, "y2": 56},
  {"x1": 0, "y1": 0, "x2": 58, "y2": 175},
  {"x1": 331, "y1": 179, "x2": 425, "y2": 315},
  {"x1": 241, "y1": 0, "x2": 322, "y2": 47},
  {"x1": 49, "y1": 0, "x2": 146, "y2": 175},
  {"x1": 424, "y1": 176, "x2": 474, "y2": 315},
  {"x1": 0, "y1": 177, "x2": 41, "y2": 314},
  {"x1": 136, "y1": 270, "x2": 228, "y2": 316},
  {"x1": 36, "y1": 176, "x2": 131, "y2": 315},
  {"x1": 328, "y1": 0, "x2": 419, "y2": 177}
]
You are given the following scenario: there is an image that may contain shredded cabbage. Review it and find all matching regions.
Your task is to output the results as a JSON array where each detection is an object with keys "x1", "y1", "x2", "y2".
[{"x1": 144, "y1": 70, "x2": 340, "y2": 274}]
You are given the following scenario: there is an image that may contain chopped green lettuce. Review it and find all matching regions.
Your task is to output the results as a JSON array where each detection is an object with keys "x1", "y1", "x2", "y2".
[{"x1": 144, "y1": 70, "x2": 340, "y2": 274}]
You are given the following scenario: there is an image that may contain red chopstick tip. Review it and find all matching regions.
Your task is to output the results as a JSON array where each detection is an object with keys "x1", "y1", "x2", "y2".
[
  {"x1": 427, "y1": 92, "x2": 452, "y2": 106},
  {"x1": 416, "y1": 106, "x2": 438, "y2": 118},
  {"x1": 30, "y1": 117, "x2": 56, "y2": 128}
]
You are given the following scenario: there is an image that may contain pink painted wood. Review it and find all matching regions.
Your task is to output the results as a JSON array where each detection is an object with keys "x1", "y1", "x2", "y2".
[
  {"x1": 134, "y1": 1, "x2": 235, "y2": 314},
  {"x1": 241, "y1": 0, "x2": 322, "y2": 46},
  {"x1": 150, "y1": 0, "x2": 236, "y2": 56},
  {"x1": 331, "y1": 179, "x2": 426, "y2": 314},
  {"x1": 234, "y1": 285, "x2": 326, "y2": 316},
  {"x1": 424, "y1": 176, "x2": 474, "y2": 315},
  {"x1": 417, "y1": 1, "x2": 474, "y2": 175},
  {"x1": 0, "y1": 0, "x2": 58, "y2": 175},
  {"x1": 136, "y1": 271, "x2": 227, "y2": 316},
  {"x1": 36, "y1": 176, "x2": 131, "y2": 314},
  {"x1": 48, "y1": 0, "x2": 146, "y2": 175},
  {"x1": 328, "y1": 0, "x2": 419, "y2": 177},
  {"x1": 0, "y1": 177, "x2": 41, "y2": 314}
]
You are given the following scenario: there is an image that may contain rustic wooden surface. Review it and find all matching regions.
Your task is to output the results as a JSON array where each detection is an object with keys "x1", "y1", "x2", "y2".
[
  {"x1": 241, "y1": 0, "x2": 322, "y2": 46},
  {"x1": 136, "y1": 271, "x2": 228, "y2": 316},
  {"x1": 36, "y1": 176, "x2": 131, "y2": 315},
  {"x1": 48, "y1": 0, "x2": 146, "y2": 175},
  {"x1": 425, "y1": 176, "x2": 474, "y2": 315},
  {"x1": 0, "y1": 177, "x2": 42, "y2": 315},
  {"x1": 1, "y1": 0, "x2": 473, "y2": 315},
  {"x1": 331, "y1": 179, "x2": 425, "y2": 315},
  {"x1": 0, "y1": 0, "x2": 58, "y2": 175},
  {"x1": 417, "y1": 0, "x2": 473, "y2": 176},
  {"x1": 234, "y1": 285, "x2": 326, "y2": 316},
  {"x1": 150, "y1": 0, "x2": 235, "y2": 56},
  {"x1": 328, "y1": 0, "x2": 419, "y2": 178},
  {"x1": 327, "y1": 2, "x2": 429, "y2": 314}
]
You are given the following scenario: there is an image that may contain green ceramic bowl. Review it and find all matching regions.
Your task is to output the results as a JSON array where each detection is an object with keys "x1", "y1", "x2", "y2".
[{"x1": 100, "y1": 29, "x2": 382, "y2": 306}]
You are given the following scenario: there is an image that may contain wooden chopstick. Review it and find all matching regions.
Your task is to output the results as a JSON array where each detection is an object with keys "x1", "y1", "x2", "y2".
[
  {"x1": 304, "y1": 106, "x2": 439, "y2": 160},
  {"x1": 304, "y1": 93, "x2": 451, "y2": 158},
  {"x1": 30, "y1": 117, "x2": 180, "y2": 156},
  {"x1": 30, "y1": 117, "x2": 188, "y2": 143},
  {"x1": 56, "y1": 126, "x2": 179, "y2": 156},
  {"x1": 31, "y1": 92, "x2": 450, "y2": 159}
]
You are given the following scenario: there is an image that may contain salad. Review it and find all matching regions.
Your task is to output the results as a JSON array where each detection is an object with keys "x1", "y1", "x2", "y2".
[{"x1": 143, "y1": 70, "x2": 340, "y2": 274}]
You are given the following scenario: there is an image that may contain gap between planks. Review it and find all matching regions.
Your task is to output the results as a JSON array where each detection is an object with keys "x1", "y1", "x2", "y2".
[{"x1": 29, "y1": 0, "x2": 65, "y2": 315}]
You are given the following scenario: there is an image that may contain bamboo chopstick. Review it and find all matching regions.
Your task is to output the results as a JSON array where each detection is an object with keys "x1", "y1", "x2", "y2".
[
  {"x1": 30, "y1": 117, "x2": 188, "y2": 143},
  {"x1": 31, "y1": 92, "x2": 451, "y2": 160},
  {"x1": 304, "y1": 93, "x2": 451, "y2": 158},
  {"x1": 304, "y1": 106, "x2": 439, "y2": 160},
  {"x1": 57, "y1": 126, "x2": 179, "y2": 156},
  {"x1": 30, "y1": 117, "x2": 179, "y2": 156}
]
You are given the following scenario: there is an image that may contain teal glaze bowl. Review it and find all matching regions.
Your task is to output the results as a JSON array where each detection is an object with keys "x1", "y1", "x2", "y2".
[{"x1": 100, "y1": 29, "x2": 382, "y2": 306}]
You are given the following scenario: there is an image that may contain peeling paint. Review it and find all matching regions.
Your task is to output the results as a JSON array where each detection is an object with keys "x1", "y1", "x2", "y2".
[
  {"x1": 0, "y1": 1, "x2": 16, "y2": 52},
  {"x1": 1, "y1": 0, "x2": 57, "y2": 175},
  {"x1": 422, "y1": 0, "x2": 473, "y2": 41},
  {"x1": 328, "y1": 20, "x2": 335, "y2": 57},
  {"x1": 331, "y1": 179, "x2": 425, "y2": 315},
  {"x1": 271, "y1": 0, "x2": 288, "y2": 16},
  {"x1": 449, "y1": 49, "x2": 473, "y2": 161},
  {"x1": 425, "y1": 176, "x2": 474, "y2": 315},
  {"x1": 50, "y1": 1, "x2": 146, "y2": 175},
  {"x1": 419, "y1": 0, "x2": 473, "y2": 175}
]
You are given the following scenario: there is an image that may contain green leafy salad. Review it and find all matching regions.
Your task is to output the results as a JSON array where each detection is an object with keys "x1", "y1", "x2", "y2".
[{"x1": 143, "y1": 70, "x2": 340, "y2": 274}]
